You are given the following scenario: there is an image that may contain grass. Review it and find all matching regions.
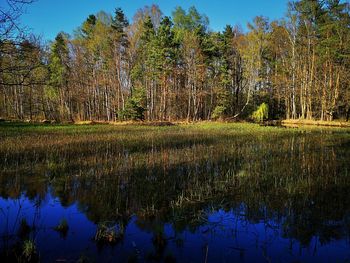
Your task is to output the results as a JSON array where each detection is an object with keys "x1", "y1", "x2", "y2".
[
  {"x1": 1, "y1": 121, "x2": 350, "y2": 256},
  {"x1": 22, "y1": 239, "x2": 37, "y2": 262},
  {"x1": 94, "y1": 222, "x2": 124, "y2": 244},
  {"x1": 283, "y1": 119, "x2": 350, "y2": 127},
  {"x1": 1, "y1": 121, "x2": 349, "y2": 220},
  {"x1": 1, "y1": 120, "x2": 348, "y2": 136},
  {"x1": 0, "y1": 121, "x2": 349, "y2": 181},
  {"x1": 0, "y1": 121, "x2": 349, "y2": 148}
]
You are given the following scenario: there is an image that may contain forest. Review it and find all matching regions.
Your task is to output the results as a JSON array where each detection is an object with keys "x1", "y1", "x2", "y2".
[{"x1": 0, "y1": 0, "x2": 350, "y2": 122}]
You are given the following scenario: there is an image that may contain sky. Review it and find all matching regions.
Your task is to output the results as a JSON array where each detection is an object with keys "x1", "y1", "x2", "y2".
[{"x1": 17, "y1": 0, "x2": 290, "y2": 41}]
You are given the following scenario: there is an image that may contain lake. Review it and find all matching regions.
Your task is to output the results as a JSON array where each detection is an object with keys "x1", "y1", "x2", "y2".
[{"x1": 0, "y1": 123, "x2": 350, "y2": 262}]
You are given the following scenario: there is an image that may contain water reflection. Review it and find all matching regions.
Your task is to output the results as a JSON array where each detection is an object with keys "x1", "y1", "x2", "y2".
[{"x1": 1, "y1": 127, "x2": 350, "y2": 262}]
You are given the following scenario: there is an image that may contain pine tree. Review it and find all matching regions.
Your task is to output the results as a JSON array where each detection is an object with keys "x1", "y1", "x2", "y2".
[{"x1": 48, "y1": 33, "x2": 71, "y2": 120}]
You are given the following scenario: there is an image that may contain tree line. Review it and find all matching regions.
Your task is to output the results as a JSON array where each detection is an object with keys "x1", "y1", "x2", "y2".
[{"x1": 0, "y1": 0, "x2": 349, "y2": 122}]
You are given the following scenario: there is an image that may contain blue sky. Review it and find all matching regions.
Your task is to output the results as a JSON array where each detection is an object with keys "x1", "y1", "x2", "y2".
[{"x1": 19, "y1": 0, "x2": 290, "y2": 41}]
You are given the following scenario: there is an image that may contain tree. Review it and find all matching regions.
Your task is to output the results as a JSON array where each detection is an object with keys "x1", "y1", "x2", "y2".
[
  {"x1": 216, "y1": 25, "x2": 245, "y2": 118},
  {"x1": 0, "y1": 0, "x2": 35, "y2": 40},
  {"x1": 2, "y1": 2, "x2": 350, "y2": 122},
  {"x1": 251, "y1": 102, "x2": 269, "y2": 122},
  {"x1": 120, "y1": 87, "x2": 146, "y2": 121},
  {"x1": 236, "y1": 16, "x2": 270, "y2": 119},
  {"x1": 48, "y1": 33, "x2": 71, "y2": 121},
  {"x1": 110, "y1": 8, "x2": 130, "y2": 119},
  {"x1": 317, "y1": 0, "x2": 350, "y2": 120}
]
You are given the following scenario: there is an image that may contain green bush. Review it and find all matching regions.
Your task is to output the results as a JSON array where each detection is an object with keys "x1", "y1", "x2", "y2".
[
  {"x1": 119, "y1": 87, "x2": 146, "y2": 121},
  {"x1": 251, "y1": 103, "x2": 269, "y2": 122},
  {"x1": 211, "y1": 105, "x2": 227, "y2": 120}
]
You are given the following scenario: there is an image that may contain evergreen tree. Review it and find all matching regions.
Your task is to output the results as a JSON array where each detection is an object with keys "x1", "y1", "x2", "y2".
[{"x1": 48, "y1": 33, "x2": 71, "y2": 120}]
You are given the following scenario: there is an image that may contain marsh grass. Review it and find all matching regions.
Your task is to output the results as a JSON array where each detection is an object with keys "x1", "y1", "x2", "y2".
[
  {"x1": 1, "y1": 121, "x2": 350, "y2": 255},
  {"x1": 94, "y1": 222, "x2": 124, "y2": 244},
  {"x1": 22, "y1": 239, "x2": 38, "y2": 262}
]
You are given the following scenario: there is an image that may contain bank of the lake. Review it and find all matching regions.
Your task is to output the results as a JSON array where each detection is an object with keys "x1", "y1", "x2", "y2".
[{"x1": 282, "y1": 119, "x2": 350, "y2": 128}]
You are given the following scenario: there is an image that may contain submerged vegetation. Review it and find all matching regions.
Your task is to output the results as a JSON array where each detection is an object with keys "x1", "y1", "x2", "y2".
[
  {"x1": 53, "y1": 219, "x2": 69, "y2": 238},
  {"x1": 22, "y1": 240, "x2": 37, "y2": 263},
  {"x1": 94, "y1": 222, "x2": 124, "y2": 245}
]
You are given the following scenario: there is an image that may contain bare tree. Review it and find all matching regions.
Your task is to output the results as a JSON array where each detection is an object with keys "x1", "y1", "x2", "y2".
[{"x1": 0, "y1": 0, "x2": 35, "y2": 40}]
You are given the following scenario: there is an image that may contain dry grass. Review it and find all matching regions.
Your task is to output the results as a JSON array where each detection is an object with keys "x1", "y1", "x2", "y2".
[
  {"x1": 74, "y1": 120, "x2": 178, "y2": 126},
  {"x1": 283, "y1": 119, "x2": 350, "y2": 128}
]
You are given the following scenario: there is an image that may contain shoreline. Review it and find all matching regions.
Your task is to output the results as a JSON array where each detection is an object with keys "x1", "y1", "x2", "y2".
[
  {"x1": 1, "y1": 119, "x2": 350, "y2": 128},
  {"x1": 282, "y1": 119, "x2": 350, "y2": 128}
]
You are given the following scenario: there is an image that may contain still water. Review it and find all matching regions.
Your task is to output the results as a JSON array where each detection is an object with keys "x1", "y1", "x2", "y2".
[{"x1": 1, "y1": 124, "x2": 350, "y2": 262}]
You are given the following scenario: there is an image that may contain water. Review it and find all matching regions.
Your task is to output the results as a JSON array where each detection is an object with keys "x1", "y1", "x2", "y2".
[{"x1": 1, "y1": 125, "x2": 350, "y2": 262}]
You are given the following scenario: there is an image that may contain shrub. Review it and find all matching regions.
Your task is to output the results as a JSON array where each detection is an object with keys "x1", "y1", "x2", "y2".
[
  {"x1": 119, "y1": 87, "x2": 146, "y2": 121},
  {"x1": 251, "y1": 103, "x2": 269, "y2": 122},
  {"x1": 211, "y1": 105, "x2": 227, "y2": 120}
]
